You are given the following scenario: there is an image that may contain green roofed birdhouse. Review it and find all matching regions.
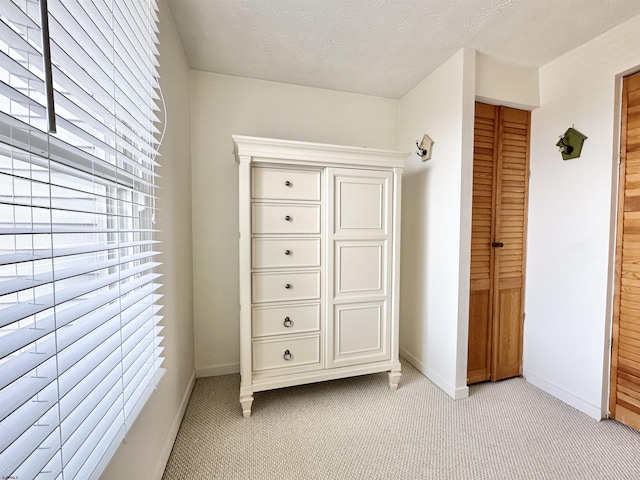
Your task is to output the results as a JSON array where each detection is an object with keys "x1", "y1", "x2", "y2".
[{"x1": 556, "y1": 127, "x2": 587, "y2": 160}]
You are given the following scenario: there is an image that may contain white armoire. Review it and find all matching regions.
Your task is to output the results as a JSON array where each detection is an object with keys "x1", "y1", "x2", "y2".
[{"x1": 233, "y1": 135, "x2": 406, "y2": 417}]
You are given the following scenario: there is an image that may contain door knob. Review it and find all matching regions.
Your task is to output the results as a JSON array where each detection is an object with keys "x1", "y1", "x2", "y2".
[{"x1": 491, "y1": 242, "x2": 504, "y2": 248}]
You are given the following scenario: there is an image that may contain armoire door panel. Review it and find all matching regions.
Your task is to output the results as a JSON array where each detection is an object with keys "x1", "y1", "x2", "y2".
[
  {"x1": 335, "y1": 241, "x2": 385, "y2": 298},
  {"x1": 334, "y1": 171, "x2": 391, "y2": 237},
  {"x1": 339, "y1": 183, "x2": 384, "y2": 229},
  {"x1": 332, "y1": 302, "x2": 389, "y2": 367}
]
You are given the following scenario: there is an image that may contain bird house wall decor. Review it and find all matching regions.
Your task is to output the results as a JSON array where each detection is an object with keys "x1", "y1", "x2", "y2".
[
  {"x1": 416, "y1": 134, "x2": 434, "y2": 161},
  {"x1": 556, "y1": 127, "x2": 587, "y2": 160}
]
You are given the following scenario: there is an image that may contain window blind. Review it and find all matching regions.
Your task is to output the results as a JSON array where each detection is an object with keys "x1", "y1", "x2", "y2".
[{"x1": 0, "y1": 1, "x2": 164, "y2": 479}]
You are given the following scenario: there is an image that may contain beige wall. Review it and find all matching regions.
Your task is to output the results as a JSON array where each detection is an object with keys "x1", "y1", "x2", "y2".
[
  {"x1": 524, "y1": 14, "x2": 640, "y2": 419},
  {"x1": 398, "y1": 48, "x2": 476, "y2": 400},
  {"x1": 189, "y1": 71, "x2": 398, "y2": 375},
  {"x1": 101, "y1": 0, "x2": 195, "y2": 478},
  {"x1": 475, "y1": 53, "x2": 540, "y2": 110}
]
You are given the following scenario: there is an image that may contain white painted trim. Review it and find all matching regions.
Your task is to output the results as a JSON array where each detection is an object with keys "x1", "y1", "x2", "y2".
[
  {"x1": 233, "y1": 135, "x2": 409, "y2": 169},
  {"x1": 196, "y1": 362, "x2": 240, "y2": 378},
  {"x1": 524, "y1": 370, "x2": 603, "y2": 421},
  {"x1": 400, "y1": 348, "x2": 469, "y2": 400},
  {"x1": 152, "y1": 371, "x2": 196, "y2": 480},
  {"x1": 456, "y1": 383, "x2": 470, "y2": 399},
  {"x1": 251, "y1": 361, "x2": 399, "y2": 392}
]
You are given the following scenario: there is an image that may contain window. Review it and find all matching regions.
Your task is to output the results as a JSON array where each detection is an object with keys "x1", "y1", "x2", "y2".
[{"x1": 0, "y1": 1, "x2": 164, "y2": 478}]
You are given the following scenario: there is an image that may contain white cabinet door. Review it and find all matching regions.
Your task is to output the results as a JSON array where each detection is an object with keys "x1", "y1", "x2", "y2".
[
  {"x1": 329, "y1": 169, "x2": 393, "y2": 367},
  {"x1": 333, "y1": 301, "x2": 387, "y2": 364}
]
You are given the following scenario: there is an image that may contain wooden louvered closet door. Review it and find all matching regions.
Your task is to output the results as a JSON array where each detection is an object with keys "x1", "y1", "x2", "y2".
[
  {"x1": 468, "y1": 103, "x2": 530, "y2": 384},
  {"x1": 611, "y1": 71, "x2": 640, "y2": 432}
]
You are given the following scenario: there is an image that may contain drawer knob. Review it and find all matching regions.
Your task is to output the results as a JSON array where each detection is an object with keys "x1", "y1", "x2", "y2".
[
  {"x1": 285, "y1": 181, "x2": 292, "y2": 187},
  {"x1": 284, "y1": 215, "x2": 292, "y2": 221},
  {"x1": 285, "y1": 283, "x2": 292, "y2": 289},
  {"x1": 283, "y1": 349, "x2": 292, "y2": 361},
  {"x1": 285, "y1": 249, "x2": 292, "y2": 255},
  {"x1": 283, "y1": 317, "x2": 293, "y2": 327}
]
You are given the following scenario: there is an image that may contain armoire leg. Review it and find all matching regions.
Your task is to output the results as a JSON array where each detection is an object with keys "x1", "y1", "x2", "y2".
[
  {"x1": 388, "y1": 368, "x2": 401, "y2": 390},
  {"x1": 240, "y1": 392, "x2": 254, "y2": 418}
]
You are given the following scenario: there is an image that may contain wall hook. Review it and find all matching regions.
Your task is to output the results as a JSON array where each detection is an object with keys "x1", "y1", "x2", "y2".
[
  {"x1": 416, "y1": 134, "x2": 434, "y2": 161},
  {"x1": 556, "y1": 127, "x2": 587, "y2": 160}
]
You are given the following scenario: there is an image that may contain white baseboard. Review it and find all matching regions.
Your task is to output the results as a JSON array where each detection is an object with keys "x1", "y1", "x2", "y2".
[
  {"x1": 152, "y1": 371, "x2": 196, "y2": 480},
  {"x1": 524, "y1": 370, "x2": 603, "y2": 420},
  {"x1": 400, "y1": 348, "x2": 469, "y2": 400},
  {"x1": 196, "y1": 362, "x2": 240, "y2": 378}
]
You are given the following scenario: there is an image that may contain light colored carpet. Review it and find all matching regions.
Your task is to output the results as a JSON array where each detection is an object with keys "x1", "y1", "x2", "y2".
[{"x1": 162, "y1": 361, "x2": 640, "y2": 479}]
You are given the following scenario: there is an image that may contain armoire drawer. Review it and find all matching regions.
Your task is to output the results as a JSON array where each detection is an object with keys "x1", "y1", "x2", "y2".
[
  {"x1": 252, "y1": 303, "x2": 320, "y2": 337},
  {"x1": 252, "y1": 335, "x2": 320, "y2": 372},
  {"x1": 252, "y1": 238, "x2": 320, "y2": 269},
  {"x1": 252, "y1": 167, "x2": 321, "y2": 201},
  {"x1": 252, "y1": 203, "x2": 321, "y2": 234},
  {"x1": 252, "y1": 271, "x2": 320, "y2": 303}
]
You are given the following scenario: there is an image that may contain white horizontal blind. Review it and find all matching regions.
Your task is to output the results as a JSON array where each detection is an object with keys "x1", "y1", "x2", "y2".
[{"x1": 0, "y1": 1, "x2": 164, "y2": 479}]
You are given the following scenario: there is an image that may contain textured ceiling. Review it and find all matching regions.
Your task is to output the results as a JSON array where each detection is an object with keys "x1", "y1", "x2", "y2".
[{"x1": 165, "y1": 0, "x2": 640, "y2": 99}]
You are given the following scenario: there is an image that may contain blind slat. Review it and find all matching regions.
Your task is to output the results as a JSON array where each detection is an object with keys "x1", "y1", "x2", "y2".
[
  {"x1": 0, "y1": 250, "x2": 159, "y2": 296},
  {"x1": 0, "y1": 315, "x2": 55, "y2": 360},
  {"x1": 60, "y1": 363, "x2": 120, "y2": 444},
  {"x1": 0, "y1": 407, "x2": 58, "y2": 478},
  {"x1": 0, "y1": 239, "x2": 160, "y2": 266},
  {"x1": 57, "y1": 288, "x2": 162, "y2": 353},
  {"x1": 0, "y1": 358, "x2": 56, "y2": 423},
  {"x1": 0, "y1": 18, "x2": 39, "y2": 58},
  {"x1": 14, "y1": 431, "x2": 62, "y2": 480},
  {"x1": 0, "y1": 262, "x2": 160, "y2": 328},
  {"x1": 0, "y1": 0, "x2": 39, "y2": 30},
  {"x1": 61, "y1": 379, "x2": 122, "y2": 467},
  {"x1": 64, "y1": 399, "x2": 123, "y2": 478},
  {"x1": 0, "y1": 334, "x2": 57, "y2": 391},
  {"x1": 0, "y1": 382, "x2": 57, "y2": 452},
  {"x1": 59, "y1": 348, "x2": 121, "y2": 421}
]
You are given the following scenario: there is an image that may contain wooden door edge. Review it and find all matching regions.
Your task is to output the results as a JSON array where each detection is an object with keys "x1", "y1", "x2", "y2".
[{"x1": 609, "y1": 74, "x2": 630, "y2": 418}]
